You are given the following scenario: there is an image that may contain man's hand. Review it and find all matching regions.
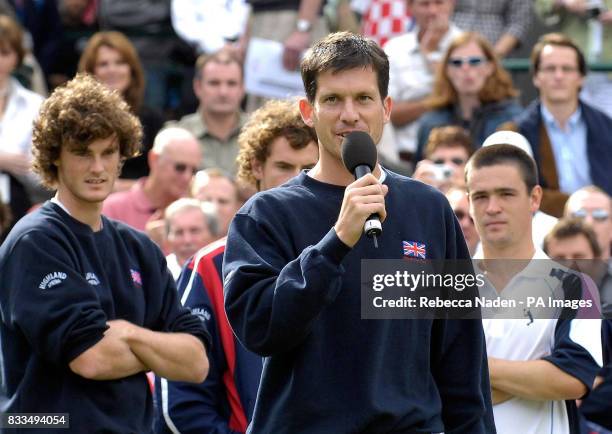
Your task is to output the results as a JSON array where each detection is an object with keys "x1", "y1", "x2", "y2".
[
  {"x1": 68, "y1": 319, "x2": 147, "y2": 380},
  {"x1": 283, "y1": 30, "x2": 311, "y2": 71},
  {"x1": 491, "y1": 387, "x2": 514, "y2": 405},
  {"x1": 334, "y1": 174, "x2": 388, "y2": 248},
  {"x1": 420, "y1": 15, "x2": 450, "y2": 54}
]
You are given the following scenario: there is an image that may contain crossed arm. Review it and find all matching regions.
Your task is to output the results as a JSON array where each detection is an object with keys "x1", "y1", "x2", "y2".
[
  {"x1": 489, "y1": 357, "x2": 587, "y2": 404},
  {"x1": 69, "y1": 319, "x2": 208, "y2": 383}
]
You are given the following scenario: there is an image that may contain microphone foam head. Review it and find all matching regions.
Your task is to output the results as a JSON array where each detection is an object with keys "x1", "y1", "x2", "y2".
[{"x1": 341, "y1": 131, "x2": 377, "y2": 173}]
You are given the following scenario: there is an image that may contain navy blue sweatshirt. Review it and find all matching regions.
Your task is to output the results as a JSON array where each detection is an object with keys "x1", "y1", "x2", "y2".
[
  {"x1": 223, "y1": 170, "x2": 495, "y2": 434},
  {"x1": 0, "y1": 202, "x2": 210, "y2": 434}
]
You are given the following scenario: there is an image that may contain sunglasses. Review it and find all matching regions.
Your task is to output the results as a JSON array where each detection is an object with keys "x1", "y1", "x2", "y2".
[
  {"x1": 447, "y1": 56, "x2": 486, "y2": 68},
  {"x1": 433, "y1": 157, "x2": 466, "y2": 166},
  {"x1": 572, "y1": 208, "x2": 610, "y2": 222},
  {"x1": 172, "y1": 162, "x2": 198, "y2": 175}
]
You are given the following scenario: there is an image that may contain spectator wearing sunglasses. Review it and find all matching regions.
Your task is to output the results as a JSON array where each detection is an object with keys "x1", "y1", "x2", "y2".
[
  {"x1": 103, "y1": 127, "x2": 201, "y2": 235},
  {"x1": 415, "y1": 32, "x2": 522, "y2": 162},
  {"x1": 565, "y1": 186, "x2": 611, "y2": 263},
  {"x1": 413, "y1": 125, "x2": 472, "y2": 193}
]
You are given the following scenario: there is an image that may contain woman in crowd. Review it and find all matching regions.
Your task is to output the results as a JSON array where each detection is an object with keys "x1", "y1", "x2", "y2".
[
  {"x1": 0, "y1": 15, "x2": 44, "y2": 226},
  {"x1": 78, "y1": 31, "x2": 164, "y2": 190},
  {"x1": 415, "y1": 32, "x2": 522, "y2": 161}
]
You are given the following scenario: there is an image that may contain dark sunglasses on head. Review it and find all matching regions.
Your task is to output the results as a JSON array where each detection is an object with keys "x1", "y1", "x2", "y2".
[
  {"x1": 572, "y1": 208, "x2": 610, "y2": 222},
  {"x1": 173, "y1": 162, "x2": 198, "y2": 175},
  {"x1": 433, "y1": 157, "x2": 466, "y2": 166},
  {"x1": 447, "y1": 56, "x2": 486, "y2": 68}
]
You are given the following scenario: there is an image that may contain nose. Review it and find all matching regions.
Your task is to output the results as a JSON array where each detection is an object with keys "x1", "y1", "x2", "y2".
[
  {"x1": 485, "y1": 196, "x2": 502, "y2": 215},
  {"x1": 91, "y1": 155, "x2": 104, "y2": 173},
  {"x1": 340, "y1": 99, "x2": 359, "y2": 124}
]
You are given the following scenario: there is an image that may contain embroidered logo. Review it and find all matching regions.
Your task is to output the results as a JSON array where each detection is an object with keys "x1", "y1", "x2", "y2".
[
  {"x1": 403, "y1": 240, "x2": 427, "y2": 259},
  {"x1": 190, "y1": 307, "x2": 211, "y2": 322},
  {"x1": 85, "y1": 272, "x2": 100, "y2": 286},
  {"x1": 130, "y1": 269, "x2": 142, "y2": 286},
  {"x1": 39, "y1": 272, "x2": 67, "y2": 290}
]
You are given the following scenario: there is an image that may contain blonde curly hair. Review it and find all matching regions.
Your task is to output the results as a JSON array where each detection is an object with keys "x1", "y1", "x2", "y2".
[
  {"x1": 32, "y1": 74, "x2": 142, "y2": 189},
  {"x1": 236, "y1": 98, "x2": 317, "y2": 188}
]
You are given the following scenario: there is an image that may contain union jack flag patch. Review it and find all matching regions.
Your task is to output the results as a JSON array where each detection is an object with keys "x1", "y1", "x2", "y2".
[
  {"x1": 130, "y1": 269, "x2": 142, "y2": 286},
  {"x1": 403, "y1": 241, "x2": 426, "y2": 259}
]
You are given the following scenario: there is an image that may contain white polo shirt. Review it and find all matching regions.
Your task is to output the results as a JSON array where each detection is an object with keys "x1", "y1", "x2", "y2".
[{"x1": 475, "y1": 249, "x2": 602, "y2": 434}]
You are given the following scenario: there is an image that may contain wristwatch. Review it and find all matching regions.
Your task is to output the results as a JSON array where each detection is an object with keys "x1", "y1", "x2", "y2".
[{"x1": 296, "y1": 18, "x2": 312, "y2": 33}]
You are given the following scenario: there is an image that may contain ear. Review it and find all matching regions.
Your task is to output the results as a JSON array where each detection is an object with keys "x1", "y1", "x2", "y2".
[
  {"x1": 193, "y1": 77, "x2": 202, "y2": 101},
  {"x1": 251, "y1": 157, "x2": 264, "y2": 181},
  {"x1": 299, "y1": 97, "x2": 315, "y2": 128},
  {"x1": 530, "y1": 185, "x2": 543, "y2": 214},
  {"x1": 382, "y1": 96, "x2": 392, "y2": 124},
  {"x1": 148, "y1": 150, "x2": 159, "y2": 170},
  {"x1": 532, "y1": 72, "x2": 541, "y2": 91}
]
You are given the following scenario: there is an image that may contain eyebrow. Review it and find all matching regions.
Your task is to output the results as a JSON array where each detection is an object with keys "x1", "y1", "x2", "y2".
[{"x1": 470, "y1": 187, "x2": 519, "y2": 196}]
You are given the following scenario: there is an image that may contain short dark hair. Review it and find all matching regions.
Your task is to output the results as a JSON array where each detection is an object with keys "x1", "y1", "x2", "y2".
[
  {"x1": 531, "y1": 33, "x2": 586, "y2": 76},
  {"x1": 465, "y1": 144, "x2": 539, "y2": 193},
  {"x1": 424, "y1": 126, "x2": 473, "y2": 159},
  {"x1": 543, "y1": 217, "x2": 602, "y2": 258},
  {"x1": 301, "y1": 31, "x2": 389, "y2": 102}
]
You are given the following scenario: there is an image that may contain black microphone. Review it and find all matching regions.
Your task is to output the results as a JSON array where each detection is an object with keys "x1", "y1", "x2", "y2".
[{"x1": 341, "y1": 131, "x2": 382, "y2": 248}]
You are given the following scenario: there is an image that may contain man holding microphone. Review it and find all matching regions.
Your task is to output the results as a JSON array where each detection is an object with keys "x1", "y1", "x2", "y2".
[{"x1": 223, "y1": 32, "x2": 495, "y2": 433}]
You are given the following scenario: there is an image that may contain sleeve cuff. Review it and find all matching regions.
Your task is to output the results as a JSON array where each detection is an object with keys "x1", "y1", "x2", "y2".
[{"x1": 317, "y1": 228, "x2": 352, "y2": 266}]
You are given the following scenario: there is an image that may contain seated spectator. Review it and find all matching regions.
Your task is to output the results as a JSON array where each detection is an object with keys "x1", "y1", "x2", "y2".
[
  {"x1": 79, "y1": 31, "x2": 164, "y2": 190},
  {"x1": 416, "y1": 31, "x2": 522, "y2": 161},
  {"x1": 513, "y1": 33, "x2": 612, "y2": 218},
  {"x1": 535, "y1": 0, "x2": 612, "y2": 119},
  {"x1": 413, "y1": 125, "x2": 472, "y2": 192},
  {"x1": 446, "y1": 186, "x2": 479, "y2": 256},
  {"x1": 544, "y1": 217, "x2": 602, "y2": 264},
  {"x1": 564, "y1": 186, "x2": 611, "y2": 262},
  {"x1": 564, "y1": 186, "x2": 612, "y2": 309},
  {"x1": 167, "y1": 51, "x2": 246, "y2": 175},
  {"x1": 192, "y1": 168, "x2": 243, "y2": 237},
  {"x1": 0, "y1": 15, "x2": 44, "y2": 224},
  {"x1": 164, "y1": 198, "x2": 218, "y2": 280},
  {"x1": 452, "y1": 0, "x2": 532, "y2": 57},
  {"x1": 102, "y1": 127, "x2": 201, "y2": 234},
  {"x1": 385, "y1": 0, "x2": 461, "y2": 162}
]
